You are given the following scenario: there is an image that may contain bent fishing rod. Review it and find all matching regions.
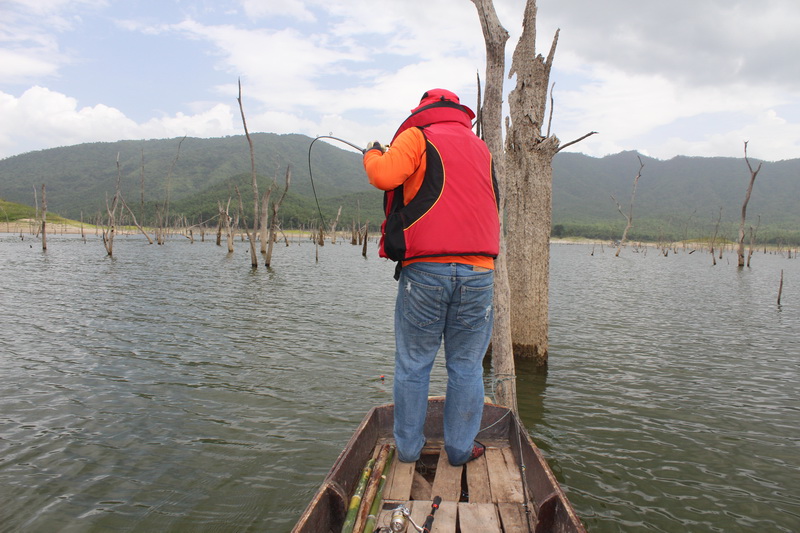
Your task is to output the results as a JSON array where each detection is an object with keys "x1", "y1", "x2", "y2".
[{"x1": 306, "y1": 135, "x2": 368, "y2": 232}]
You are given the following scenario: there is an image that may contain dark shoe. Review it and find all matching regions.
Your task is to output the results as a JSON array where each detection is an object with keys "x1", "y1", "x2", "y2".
[
  {"x1": 451, "y1": 441, "x2": 485, "y2": 466},
  {"x1": 466, "y1": 441, "x2": 486, "y2": 463}
]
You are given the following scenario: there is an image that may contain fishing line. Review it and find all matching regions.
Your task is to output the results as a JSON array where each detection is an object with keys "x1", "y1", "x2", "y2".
[{"x1": 307, "y1": 135, "x2": 365, "y2": 231}]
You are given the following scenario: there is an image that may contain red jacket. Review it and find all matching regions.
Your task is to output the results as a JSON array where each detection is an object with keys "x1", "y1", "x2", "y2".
[{"x1": 365, "y1": 99, "x2": 500, "y2": 263}]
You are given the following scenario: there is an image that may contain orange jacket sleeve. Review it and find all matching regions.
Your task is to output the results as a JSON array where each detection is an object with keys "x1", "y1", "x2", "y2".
[{"x1": 363, "y1": 128, "x2": 427, "y2": 203}]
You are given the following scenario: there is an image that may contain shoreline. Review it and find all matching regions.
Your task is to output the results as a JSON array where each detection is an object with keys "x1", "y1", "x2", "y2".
[{"x1": 4, "y1": 219, "x2": 796, "y2": 252}]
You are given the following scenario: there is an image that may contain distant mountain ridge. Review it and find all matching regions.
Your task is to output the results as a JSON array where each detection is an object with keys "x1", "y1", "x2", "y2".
[{"x1": 1, "y1": 135, "x2": 798, "y2": 243}]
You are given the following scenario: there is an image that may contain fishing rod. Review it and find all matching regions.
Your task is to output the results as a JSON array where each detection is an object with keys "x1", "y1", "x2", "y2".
[{"x1": 307, "y1": 135, "x2": 366, "y2": 232}]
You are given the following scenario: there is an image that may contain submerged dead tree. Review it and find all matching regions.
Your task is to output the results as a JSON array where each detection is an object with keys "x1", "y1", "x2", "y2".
[
  {"x1": 265, "y1": 165, "x2": 291, "y2": 267},
  {"x1": 612, "y1": 156, "x2": 644, "y2": 257},
  {"x1": 482, "y1": 0, "x2": 596, "y2": 368},
  {"x1": 710, "y1": 207, "x2": 723, "y2": 266},
  {"x1": 102, "y1": 154, "x2": 123, "y2": 256},
  {"x1": 155, "y1": 136, "x2": 185, "y2": 245},
  {"x1": 471, "y1": 0, "x2": 516, "y2": 408},
  {"x1": 237, "y1": 78, "x2": 260, "y2": 268},
  {"x1": 41, "y1": 184, "x2": 47, "y2": 251},
  {"x1": 738, "y1": 141, "x2": 762, "y2": 267}
]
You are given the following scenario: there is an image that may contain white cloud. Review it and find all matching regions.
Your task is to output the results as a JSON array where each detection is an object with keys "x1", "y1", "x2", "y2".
[
  {"x1": 1, "y1": 0, "x2": 799, "y2": 161},
  {"x1": 0, "y1": 87, "x2": 237, "y2": 158},
  {"x1": 240, "y1": 0, "x2": 316, "y2": 23}
]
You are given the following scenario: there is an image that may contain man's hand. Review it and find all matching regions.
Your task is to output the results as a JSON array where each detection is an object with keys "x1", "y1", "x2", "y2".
[{"x1": 363, "y1": 141, "x2": 387, "y2": 154}]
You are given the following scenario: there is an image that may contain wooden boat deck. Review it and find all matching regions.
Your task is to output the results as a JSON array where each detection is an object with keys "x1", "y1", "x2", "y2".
[
  {"x1": 375, "y1": 439, "x2": 533, "y2": 532},
  {"x1": 292, "y1": 399, "x2": 585, "y2": 533}
]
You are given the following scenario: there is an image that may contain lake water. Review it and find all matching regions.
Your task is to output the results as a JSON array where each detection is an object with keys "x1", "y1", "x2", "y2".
[{"x1": 1, "y1": 234, "x2": 798, "y2": 532}]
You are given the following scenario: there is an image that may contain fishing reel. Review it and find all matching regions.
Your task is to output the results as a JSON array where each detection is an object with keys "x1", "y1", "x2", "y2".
[{"x1": 387, "y1": 505, "x2": 423, "y2": 532}]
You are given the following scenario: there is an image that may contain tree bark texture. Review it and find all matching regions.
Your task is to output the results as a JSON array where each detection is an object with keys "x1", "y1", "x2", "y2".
[
  {"x1": 471, "y1": 0, "x2": 517, "y2": 410},
  {"x1": 505, "y1": 0, "x2": 560, "y2": 366}
]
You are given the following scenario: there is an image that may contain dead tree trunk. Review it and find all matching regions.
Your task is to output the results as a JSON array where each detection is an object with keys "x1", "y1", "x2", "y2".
[
  {"x1": 747, "y1": 215, "x2": 760, "y2": 267},
  {"x1": 362, "y1": 222, "x2": 369, "y2": 258},
  {"x1": 504, "y1": 2, "x2": 559, "y2": 368},
  {"x1": 612, "y1": 156, "x2": 644, "y2": 257},
  {"x1": 219, "y1": 199, "x2": 235, "y2": 253},
  {"x1": 32, "y1": 185, "x2": 40, "y2": 237},
  {"x1": 102, "y1": 153, "x2": 123, "y2": 257},
  {"x1": 471, "y1": 0, "x2": 517, "y2": 409},
  {"x1": 710, "y1": 207, "x2": 722, "y2": 266},
  {"x1": 266, "y1": 165, "x2": 291, "y2": 268},
  {"x1": 237, "y1": 79, "x2": 260, "y2": 268},
  {"x1": 260, "y1": 185, "x2": 273, "y2": 254},
  {"x1": 234, "y1": 185, "x2": 257, "y2": 265},
  {"x1": 329, "y1": 205, "x2": 343, "y2": 244},
  {"x1": 739, "y1": 141, "x2": 762, "y2": 267},
  {"x1": 41, "y1": 184, "x2": 47, "y2": 251}
]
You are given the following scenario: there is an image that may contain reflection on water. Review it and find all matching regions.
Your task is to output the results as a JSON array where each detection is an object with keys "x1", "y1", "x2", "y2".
[{"x1": 0, "y1": 236, "x2": 798, "y2": 532}]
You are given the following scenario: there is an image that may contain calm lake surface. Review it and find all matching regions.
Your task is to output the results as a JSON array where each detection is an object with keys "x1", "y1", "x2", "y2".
[{"x1": 1, "y1": 234, "x2": 798, "y2": 532}]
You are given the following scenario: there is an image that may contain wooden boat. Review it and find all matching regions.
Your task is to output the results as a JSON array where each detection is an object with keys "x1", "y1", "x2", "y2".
[{"x1": 293, "y1": 398, "x2": 586, "y2": 532}]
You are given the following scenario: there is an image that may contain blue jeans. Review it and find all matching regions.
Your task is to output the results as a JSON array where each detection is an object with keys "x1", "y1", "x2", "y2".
[{"x1": 393, "y1": 262, "x2": 494, "y2": 465}]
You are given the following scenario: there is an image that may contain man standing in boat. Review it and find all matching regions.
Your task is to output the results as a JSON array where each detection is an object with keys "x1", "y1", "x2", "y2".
[{"x1": 363, "y1": 89, "x2": 500, "y2": 466}]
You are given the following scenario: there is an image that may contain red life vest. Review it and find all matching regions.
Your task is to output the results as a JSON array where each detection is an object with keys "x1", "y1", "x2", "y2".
[{"x1": 379, "y1": 102, "x2": 500, "y2": 262}]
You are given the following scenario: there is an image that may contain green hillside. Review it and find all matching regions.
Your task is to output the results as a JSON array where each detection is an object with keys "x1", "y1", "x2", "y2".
[
  {"x1": 553, "y1": 151, "x2": 800, "y2": 243},
  {"x1": 2, "y1": 136, "x2": 798, "y2": 243},
  {"x1": 0, "y1": 133, "x2": 376, "y2": 227}
]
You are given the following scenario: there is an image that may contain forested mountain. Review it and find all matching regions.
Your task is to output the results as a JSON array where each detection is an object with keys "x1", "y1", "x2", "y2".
[
  {"x1": 553, "y1": 151, "x2": 800, "y2": 243},
  {"x1": 1, "y1": 135, "x2": 798, "y2": 243}
]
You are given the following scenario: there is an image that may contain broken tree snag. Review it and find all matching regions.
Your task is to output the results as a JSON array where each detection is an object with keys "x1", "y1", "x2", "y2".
[
  {"x1": 777, "y1": 270, "x2": 784, "y2": 306},
  {"x1": 41, "y1": 184, "x2": 47, "y2": 251},
  {"x1": 237, "y1": 78, "x2": 260, "y2": 268},
  {"x1": 504, "y1": 3, "x2": 562, "y2": 367},
  {"x1": 710, "y1": 207, "x2": 722, "y2": 266},
  {"x1": 234, "y1": 184, "x2": 259, "y2": 265},
  {"x1": 260, "y1": 183, "x2": 273, "y2": 254},
  {"x1": 102, "y1": 153, "x2": 123, "y2": 257},
  {"x1": 329, "y1": 205, "x2": 343, "y2": 244},
  {"x1": 216, "y1": 201, "x2": 224, "y2": 246},
  {"x1": 362, "y1": 222, "x2": 369, "y2": 258},
  {"x1": 738, "y1": 141, "x2": 762, "y2": 268},
  {"x1": 747, "y1": 215, "x2": 760, "y2": 267},
  {"x1": 266, "y1": 164, "x2": 291, "y2": 268},
  {"x1": 471, "y1": 0, "x2": 518, "y2": 406},
  {"x1": 612, "y1": 156, "x2": 644, "y2": 257},
  {"x1": 222, "y1": 198, "x2": 236, "y2": 253}
]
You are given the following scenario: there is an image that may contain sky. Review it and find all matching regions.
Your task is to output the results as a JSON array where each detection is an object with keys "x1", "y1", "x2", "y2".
[{"x1": 2, "y1": 0, "x2": 800, "y2": 162}]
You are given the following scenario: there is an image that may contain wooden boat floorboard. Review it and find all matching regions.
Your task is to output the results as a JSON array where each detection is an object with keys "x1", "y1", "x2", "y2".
[{"x1": 374, "y1": 440, "x2": 534, "y2": 532}]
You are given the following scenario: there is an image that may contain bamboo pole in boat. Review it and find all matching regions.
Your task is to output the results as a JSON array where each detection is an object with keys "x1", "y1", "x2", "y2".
[
  {"x1": 341, "y1": 458, "x2": 375, "y2": 533},
  {"x1": 361, "y1": 446, "x2": 395, "y2": 533},
  {"x1": 353, "y1": 444, "x2": 393, "y2": 532},
  {"x1": 353, "y1": 444, "x2": 394, "y2": 533}
]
